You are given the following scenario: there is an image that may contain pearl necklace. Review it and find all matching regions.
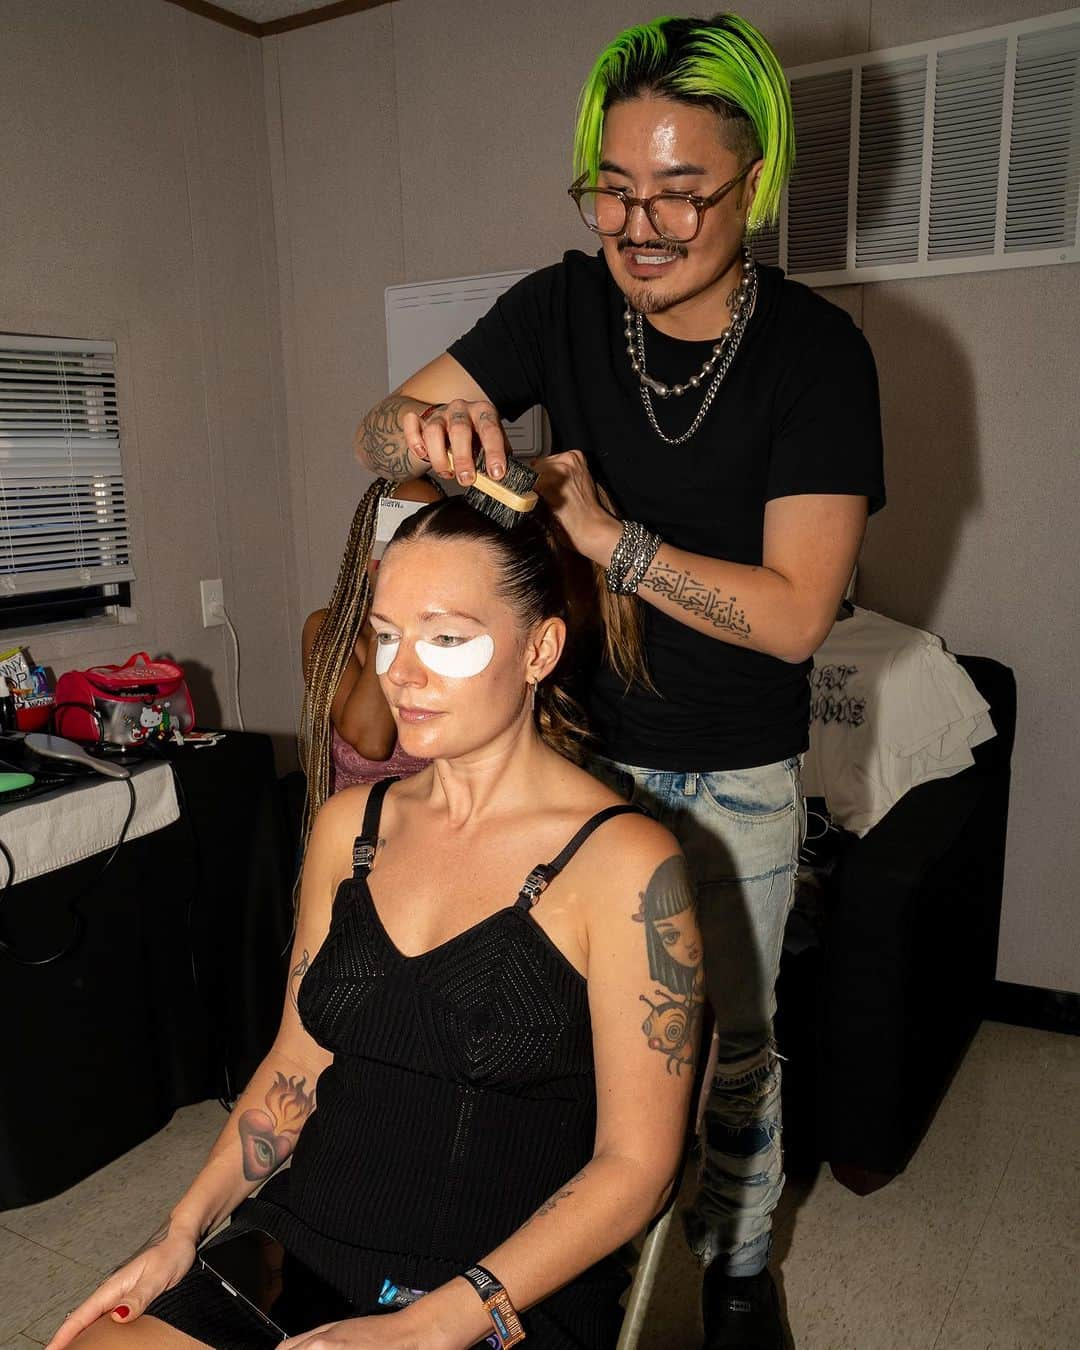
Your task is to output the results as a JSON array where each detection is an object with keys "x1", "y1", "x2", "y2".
[{"x1": 624, "y1": 246, "x2": 757, "y2": 446}]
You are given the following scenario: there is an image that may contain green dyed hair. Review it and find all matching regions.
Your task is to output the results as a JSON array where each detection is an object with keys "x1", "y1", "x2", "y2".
[{"x1": 573, "y1": 13, "x2": 795, "y2": 233}]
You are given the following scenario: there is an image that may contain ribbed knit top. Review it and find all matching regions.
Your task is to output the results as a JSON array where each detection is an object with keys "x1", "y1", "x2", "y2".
[
  {"x1": 329, "y1": 726, "x2": 428, "y2": 790},
  {"x1": 240, "y1": 778, "x2": 637, "y2": 1338}
]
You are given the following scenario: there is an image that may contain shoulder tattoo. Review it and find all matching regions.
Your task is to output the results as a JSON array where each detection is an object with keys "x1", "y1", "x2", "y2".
[{"x1": 633, "y1": 855, "x2": 704, "y2": 1076}]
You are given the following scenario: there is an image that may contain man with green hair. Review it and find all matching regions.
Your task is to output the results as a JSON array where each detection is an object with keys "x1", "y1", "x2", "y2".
[{"x1": 355, "y1": 13, "x2": 884, "y2": 1347}]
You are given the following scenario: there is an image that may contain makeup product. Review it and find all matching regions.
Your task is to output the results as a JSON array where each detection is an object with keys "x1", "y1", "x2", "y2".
[
  {"x1": 374, "y1": 637, "x2": 399, "y2": 676},
  {"x1": 374, "y1": 496, "x2": 430, "y2": 562},
  {"x1": 415, "y1": 634, "x2": 494, "y2": 678},
  {"x1": 0, "y1": 771, "x2": 35, "y2": 794}
]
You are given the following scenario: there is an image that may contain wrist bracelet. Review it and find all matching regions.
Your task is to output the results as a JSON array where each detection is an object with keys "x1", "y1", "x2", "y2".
[
  {"x1": 606, "y1": 519, "x2": 646, "y2": 591},
  {"x1": 461, "y1": 1265, "x2": 526, "y2": 1348},
  {"x1": 605, "y1": 520, "x2": 662, "y2": 595},
  {"x1": 622, "y1": 526, "x2": 662, "y2": 593}
]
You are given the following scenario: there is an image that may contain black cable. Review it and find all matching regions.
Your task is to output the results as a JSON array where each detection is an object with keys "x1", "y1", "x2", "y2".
[{"x1": 0, "y1": 775, "x2": 138, "y2": 966}]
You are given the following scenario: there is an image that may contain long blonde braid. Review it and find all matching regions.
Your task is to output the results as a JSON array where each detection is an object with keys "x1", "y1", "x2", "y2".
[{"x1": 298, "y1": 478, "x2": 392, "y2": 848}]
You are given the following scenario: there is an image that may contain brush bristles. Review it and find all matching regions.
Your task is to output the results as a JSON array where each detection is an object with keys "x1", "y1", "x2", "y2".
[{"x1": 463, "y1": 453, "x2": 540, "y2": 530}]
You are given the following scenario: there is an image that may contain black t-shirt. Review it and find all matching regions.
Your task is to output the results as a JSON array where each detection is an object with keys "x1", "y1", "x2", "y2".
[{"x1": 449, "y1": 250, "x2": 885, "y2": 771}]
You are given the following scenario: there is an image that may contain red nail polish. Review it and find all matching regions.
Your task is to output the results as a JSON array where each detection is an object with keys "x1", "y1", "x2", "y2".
[{"x1": 114, "y1": 1306, "x2": 130, "y2": 1319}]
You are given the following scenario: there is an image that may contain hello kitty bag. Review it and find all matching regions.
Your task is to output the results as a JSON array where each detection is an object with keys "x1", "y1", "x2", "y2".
[{"x1": 54, "y1": 652, "x2": 195, "y2": 747}]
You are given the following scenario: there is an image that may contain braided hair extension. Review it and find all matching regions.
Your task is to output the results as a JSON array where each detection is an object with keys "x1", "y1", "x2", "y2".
[{"x1": 298, "y1": 477, "x2": 391, "y2": 849}]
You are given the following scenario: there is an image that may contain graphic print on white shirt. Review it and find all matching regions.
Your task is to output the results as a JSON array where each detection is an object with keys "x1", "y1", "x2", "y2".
[{"x1": 802, "y1": 607, "x2": 995, "y2": 836}]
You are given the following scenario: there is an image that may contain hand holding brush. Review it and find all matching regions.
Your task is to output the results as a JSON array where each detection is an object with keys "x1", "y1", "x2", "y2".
[
  {"x1": 404, "y1": 398, "x2": 539, "y2": 529},
  {"x1": 403, "y1": 397, "x2": 512, "y2": 489}
]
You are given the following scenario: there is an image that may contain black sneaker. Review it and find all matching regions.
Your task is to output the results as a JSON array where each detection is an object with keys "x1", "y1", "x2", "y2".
[{"x1": 702, "y1": 1266, "x2": 785, "y2": 1350}]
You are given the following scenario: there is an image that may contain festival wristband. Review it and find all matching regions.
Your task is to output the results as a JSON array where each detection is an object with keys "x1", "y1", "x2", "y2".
[{"x1": 461, "y1": 1265, "x2": 526, "y2": 1348}]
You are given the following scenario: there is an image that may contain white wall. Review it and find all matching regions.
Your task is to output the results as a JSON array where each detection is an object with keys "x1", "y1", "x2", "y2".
[
  {"x1": 264, "y1": 0, "x2": 1079, "y2": 994},
  {"x1": 0, "y1": 0, "x2": 296, "y2": 760}
]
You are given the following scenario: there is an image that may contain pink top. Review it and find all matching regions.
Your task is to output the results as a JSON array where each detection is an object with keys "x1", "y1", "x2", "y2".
[{"x1": 330, "y1": 726, "x2": 428, "y2": 792}]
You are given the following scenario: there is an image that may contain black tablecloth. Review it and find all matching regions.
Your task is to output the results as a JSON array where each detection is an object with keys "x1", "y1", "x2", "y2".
[{"x1": 0, "y1": 732, "x2": 296, "y2": 1207}]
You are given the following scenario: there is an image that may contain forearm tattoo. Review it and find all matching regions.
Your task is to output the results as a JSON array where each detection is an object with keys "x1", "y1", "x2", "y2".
[
  {"x1": 521, "y1": 1169, "x2": 587, "y2": 1230},
  {"x1": 640, "y1": 561, "x2": 752, "y2": 639},
  {"x1": 238, "y1": 1071, "x2": 316, "y2": 1180},
  {"x1": 356, "y1": 395, "x2": 418, "y2": 478},
  {"x1": 289, "y1": 948, "x2": 310, "y2": 1012},
  {"x1": 112, "y1": 1219, "x2": 170, "y2": 1273},
  {"x1": 633, "y1": 856, "x2": 704, "y2": 1076}
]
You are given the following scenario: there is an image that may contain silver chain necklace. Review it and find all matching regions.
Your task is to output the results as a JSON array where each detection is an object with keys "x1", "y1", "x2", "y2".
[{"x1": 624, "y1": 246, "x2": 757, "y2": 446}]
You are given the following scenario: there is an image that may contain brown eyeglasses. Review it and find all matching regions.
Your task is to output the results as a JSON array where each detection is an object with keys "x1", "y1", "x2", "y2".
[{"x1": 568, "y1": 163, "x2": 755, "y2": 243}]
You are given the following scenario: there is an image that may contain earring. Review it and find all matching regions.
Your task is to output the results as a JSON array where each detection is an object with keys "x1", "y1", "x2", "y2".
[{"x1": 528, "y1": 680, "x2": 537, "y2": 711}]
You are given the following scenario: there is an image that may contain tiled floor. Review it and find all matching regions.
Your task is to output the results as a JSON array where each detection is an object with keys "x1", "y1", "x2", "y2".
[{"x1": 2, "y1": 1021, "x2": 1077, "y2": 1349}]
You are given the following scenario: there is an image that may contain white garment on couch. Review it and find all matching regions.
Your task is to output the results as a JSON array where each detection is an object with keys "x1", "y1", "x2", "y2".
[{"x1": 802, "y1": 607, "x2": 995, "y2": 836}]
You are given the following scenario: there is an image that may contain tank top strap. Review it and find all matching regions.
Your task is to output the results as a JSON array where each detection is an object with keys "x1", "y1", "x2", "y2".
[
  {"x1": 515, "y1": 803, "x2": 641, "y2": 911},
  {"x1": 351, "y1": 776, "x2": 399, "y2": 878}
]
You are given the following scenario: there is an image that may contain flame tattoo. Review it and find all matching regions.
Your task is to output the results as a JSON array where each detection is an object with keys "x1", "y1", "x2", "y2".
[{"x1": 238, "y1": 1071, "x2": 315, "y2": 1181}]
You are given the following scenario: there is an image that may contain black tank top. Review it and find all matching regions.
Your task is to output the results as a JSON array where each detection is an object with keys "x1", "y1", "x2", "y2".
[{"x1": 240, "y1": 778, "x2": 638, "y2": 1341}]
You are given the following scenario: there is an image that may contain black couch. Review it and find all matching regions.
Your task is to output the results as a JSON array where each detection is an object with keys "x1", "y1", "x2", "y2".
[{"x1": 775, "y1": 654, "x2": 1017, "y2": 1193}]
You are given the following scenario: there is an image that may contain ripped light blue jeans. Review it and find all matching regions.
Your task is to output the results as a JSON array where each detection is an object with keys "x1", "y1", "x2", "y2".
[{"x1": 587, "y1": 754, "x2": 805, "y2": 1276}]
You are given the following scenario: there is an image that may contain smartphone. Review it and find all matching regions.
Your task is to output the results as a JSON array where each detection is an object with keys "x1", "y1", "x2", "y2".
[
  {"x1": 198, "y1": 1228, "x2": 360, "y2": 1335},
  {"x1": 199, "y1": 1228, "x2": 290, "y2": 1336}
]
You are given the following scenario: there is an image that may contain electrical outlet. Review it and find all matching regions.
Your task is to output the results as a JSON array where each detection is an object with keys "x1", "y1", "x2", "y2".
[{"x1": 200, "y1": 578, "x2": 225, "y2": 628}]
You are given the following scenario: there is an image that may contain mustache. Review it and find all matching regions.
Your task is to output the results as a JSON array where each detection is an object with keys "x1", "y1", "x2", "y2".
[{"x1": 617, "y1": 239, "x2": 688, "y2": 259}]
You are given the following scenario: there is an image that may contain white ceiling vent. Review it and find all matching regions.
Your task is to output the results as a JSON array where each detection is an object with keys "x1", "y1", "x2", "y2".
[{"x1": 764, "y1": 9, "x2": 1080, "y2": 284}]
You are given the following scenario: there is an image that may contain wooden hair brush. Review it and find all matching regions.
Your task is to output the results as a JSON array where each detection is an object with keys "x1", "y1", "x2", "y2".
[{"x1": 447, "y1": 449, "x2": 539, "y2": 529}]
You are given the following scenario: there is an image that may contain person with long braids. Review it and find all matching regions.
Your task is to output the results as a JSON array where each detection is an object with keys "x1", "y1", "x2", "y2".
[
  {"x1": 352, "y1": 15, "x2": 885, "y2": 1347},
  {"x1": 49, "y1": 496, "x2": 703, "y2": 1350},
  {"x1": 300, "y1": 476, "x2": 441, "y2": 827}
]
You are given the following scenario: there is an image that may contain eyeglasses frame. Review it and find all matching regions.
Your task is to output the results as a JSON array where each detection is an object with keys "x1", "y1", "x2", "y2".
[{"x1": 567, "y1": 162, "x2": 756, "y2": 243}]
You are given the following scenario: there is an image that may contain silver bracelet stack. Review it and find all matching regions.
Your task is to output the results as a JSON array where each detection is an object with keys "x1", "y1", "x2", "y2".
[{"x1": 606, "y1": 520, "x2": 662, "y2": 595}]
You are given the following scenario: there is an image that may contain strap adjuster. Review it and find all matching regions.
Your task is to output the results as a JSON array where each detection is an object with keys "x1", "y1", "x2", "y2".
[
  {"x1": 352, "y1": 838, "x2": 376, "y2": 873},
  {"x1": 519, "y1": 864, "x2": 555, "y2": 904}
]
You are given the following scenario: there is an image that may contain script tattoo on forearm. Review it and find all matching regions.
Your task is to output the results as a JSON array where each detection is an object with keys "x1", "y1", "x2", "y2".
[
  {"x1": 641, "y1": 561, "x2": 752, "y2": 639},
  {"x1": 356, "y1": 396, "x2": 417, "y2": 478},
  {"x1": 633, "y1": 856, "x2": 705, "y2": 1076},
  {"x1": 289, "y1": 948, "x2": 310, "y2": 1011},
  {"x1": 521, "y1": 1169, "x2": 587, "y2": 1230},
  {"x1": 238, "y1": 1071, "x2": 315, "y2": 1181}
]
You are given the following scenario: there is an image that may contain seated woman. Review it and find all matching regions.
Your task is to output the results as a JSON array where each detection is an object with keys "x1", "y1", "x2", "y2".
[
  {"x1": 52, "y1": 496, "x2": 704, "y2": 1350},
  {"x1": 300, "y1": 475, "x2": 442, "y2": 821}
]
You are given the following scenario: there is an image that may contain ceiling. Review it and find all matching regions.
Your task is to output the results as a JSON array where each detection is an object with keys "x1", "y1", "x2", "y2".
[{"x1": 206, "y1": 0, "x2": 336, "y2": 21}]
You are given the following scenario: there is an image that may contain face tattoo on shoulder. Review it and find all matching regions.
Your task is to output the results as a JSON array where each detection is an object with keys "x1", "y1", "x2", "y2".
[{"x1": 633, "y1": 855, "x2": 705, "y2": 1076}]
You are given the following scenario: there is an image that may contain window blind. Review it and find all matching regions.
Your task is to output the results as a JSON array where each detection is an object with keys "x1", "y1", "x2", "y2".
[{"x1": 0, "y1": 334, "x2": 134, "y2": 599}]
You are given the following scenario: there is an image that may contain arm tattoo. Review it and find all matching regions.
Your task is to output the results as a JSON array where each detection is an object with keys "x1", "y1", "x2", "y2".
[
  {"x1": 520, "y1": 1169, "x2": 587, "y2": 1229},
  {"x1": 238, "y1": 1071, "x2": 316, "y2": 1181},
  {"x1": 633, "y1": 856, "x2": 705, "y2": 1076},
  {"x1": 640, "y1": 561, "x2": 752, "y2": 639},
  {"x1": 113, "y1": 1219, "x2": 170, "y2": 1272},
  {"x1": 288, "y1": 948, "x2": 310, "y2": 1011},
  {"x1": 356, "y1": 395, "x2": 417, "y2": 479}
]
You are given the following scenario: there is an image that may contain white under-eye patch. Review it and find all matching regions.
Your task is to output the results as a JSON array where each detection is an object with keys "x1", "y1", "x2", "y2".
[
  {"x1": 373, "y1": 637, "x2": 400, "y2": 675},
  {"x1": 415, "y1": 634, "x2": 494, "y2": 678}
]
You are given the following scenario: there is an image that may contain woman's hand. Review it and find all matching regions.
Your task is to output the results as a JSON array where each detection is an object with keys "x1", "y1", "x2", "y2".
[
  {"x1": 45, "y1": 1228, "x2": 197, "y2": 1350},
  {"x1": 535, "y1": 451, "x2": 621, "y2": 565},
  {"x1": 280, "y1": 1313, "x2": 426, "y2": 1350}
]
